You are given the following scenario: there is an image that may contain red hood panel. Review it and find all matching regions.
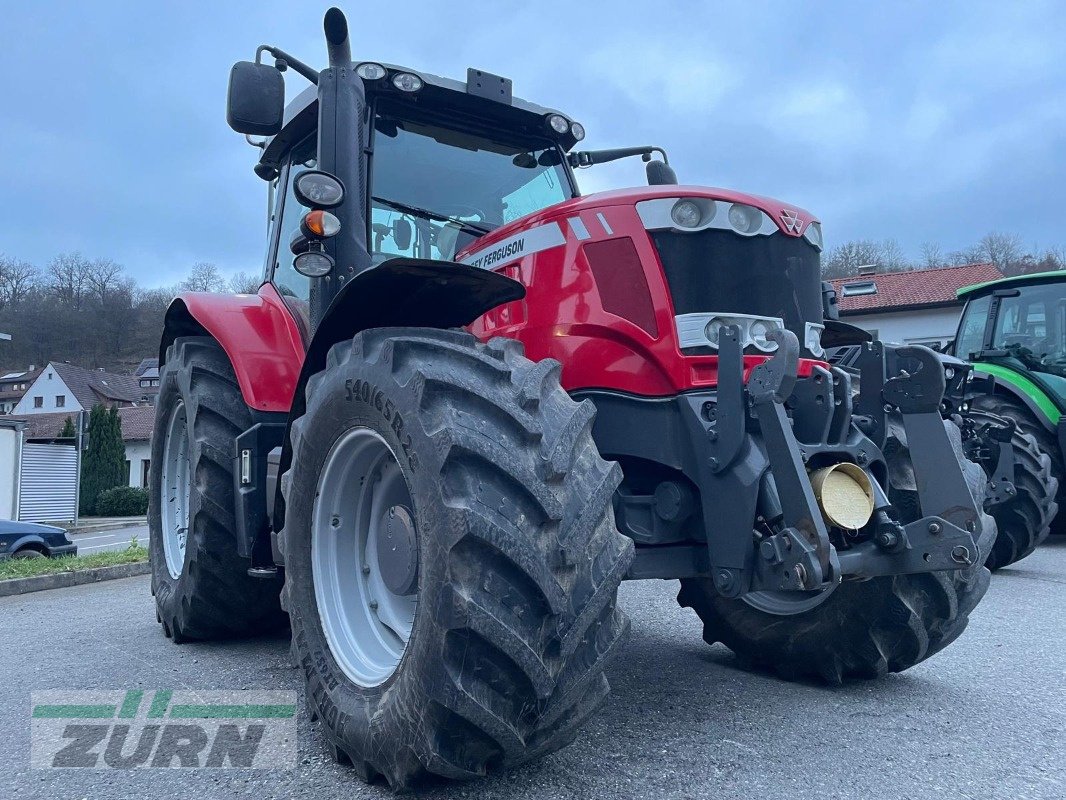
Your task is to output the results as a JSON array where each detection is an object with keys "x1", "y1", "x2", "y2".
[{"x1": 456, "y1": 185, "x2": 819, "y2": 262}]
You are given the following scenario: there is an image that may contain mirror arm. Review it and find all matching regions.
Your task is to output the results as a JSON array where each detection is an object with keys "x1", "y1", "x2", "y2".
[
  {"x1": 568, "y1": 145, "x2": 670, "y2": 168},
  {"x1": 256, "y1": 44, "x2": 319, "y2": 85}
]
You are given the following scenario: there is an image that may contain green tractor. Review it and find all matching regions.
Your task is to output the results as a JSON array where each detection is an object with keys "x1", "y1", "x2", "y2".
[{"x1": 949, "y1": 270, "x2": 1066, "y2": 561}]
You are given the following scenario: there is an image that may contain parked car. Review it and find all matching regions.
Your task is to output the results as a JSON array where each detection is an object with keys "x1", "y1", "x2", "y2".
[{"x1": 0, "y1": 520, "x2": 77, "y2": 560}]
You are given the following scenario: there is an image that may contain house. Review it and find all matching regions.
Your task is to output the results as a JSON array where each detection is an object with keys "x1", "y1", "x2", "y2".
[
  {"x1": 10, "y1": 361, "x2": 144, "y2": 416},
  {"x1": 7, "y1": 404, "x2": 157, "y2": 489},
  {"x1": 118, "y1": 406, "x2": 155, "y2": 488},
  {"x1": 830, "y1": 263, "x2": 1004, "y2": 348},
  {"x1": 134, "y1": 358, "x2": 161, "y2": 405},
  {"x1": 0, "y1": 366, "x2": 41, "y2": 414}
]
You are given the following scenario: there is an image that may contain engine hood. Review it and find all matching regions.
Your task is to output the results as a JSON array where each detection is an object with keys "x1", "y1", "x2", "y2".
[{"x1": 455, "y1": 185, "x2": 820, "y2": 263}]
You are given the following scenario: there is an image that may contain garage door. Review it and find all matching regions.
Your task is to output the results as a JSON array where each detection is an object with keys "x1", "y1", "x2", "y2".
[{"x1": 18, "y1": 443, "x2": 79, "y2": 523}]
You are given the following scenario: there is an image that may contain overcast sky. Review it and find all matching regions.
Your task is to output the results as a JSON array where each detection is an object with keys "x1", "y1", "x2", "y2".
[{"x1": 1, "y1": 1, "x2": 1063, "y2": 286}]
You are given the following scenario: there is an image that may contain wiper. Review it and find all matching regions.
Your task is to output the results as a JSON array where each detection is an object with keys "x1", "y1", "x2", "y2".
[{"x1": 371, "y1": 196, "x2": 493, "y2": 237}]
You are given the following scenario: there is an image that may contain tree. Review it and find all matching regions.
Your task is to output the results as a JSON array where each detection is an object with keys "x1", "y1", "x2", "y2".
[
  {"x1": 79, "y1": 404, "x2": 127, "y2": 516},
  {"x1": 181, "y1": 262, "x2": 226, "y2": 292},
  {"x1": 822, "y1": 239, "x2": 910, "y2": 278},
  {"x1": 0, "y1": 256, "x2": 38, "y2": 310},
  {"x1": 228, "y1": 270, "x2": 262, "y2": 294},
  {"x1": 920, "y1": 241, "x2": 943, "y2": 269},
  {"x1": 964, "y1": 232, "x2": 1025, "y2": 274},
  {"x1": 47, "y1": 252, "x2": 93, "y2": 310},
  {"x1": 60, "y1": 416, "x2": 77, "y2": 438}
]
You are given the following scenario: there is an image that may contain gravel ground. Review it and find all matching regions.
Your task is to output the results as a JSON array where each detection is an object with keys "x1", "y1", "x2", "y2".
[{"x1": 2, "y1": 540, "x2": 1064, "y2": 800}]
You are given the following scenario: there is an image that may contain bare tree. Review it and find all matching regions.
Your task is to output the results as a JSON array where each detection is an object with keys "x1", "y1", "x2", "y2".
[
  {"x1": 85, "y1": 258, "x2": 125, "y2": 303},
  {"x1": 965, "y1": 232, "x2": 1025, "y2": 274},
  {"x1": 181, "y1": 262, "x2": 226, "y2": 292},
  {"x1": 228, "y1": 270, "x2": 262, "y2": 294},
  {"x1": 822, "y1": 239, "x2": 910, "y2": 278},
  {"x1": 920, "y1": 241, "x2": 943, "y2": 269},
  {"x1": 0, "y1": 256, "x2": 38, "y2": 310},
  {"x1": 47, "y1": 252, "x2": 93, "y2": 309}
]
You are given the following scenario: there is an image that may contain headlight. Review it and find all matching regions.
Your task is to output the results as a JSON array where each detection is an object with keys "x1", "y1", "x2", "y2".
[
  {"x1": 671, "y1": 200, "x2": 703, "y2": 228},
  {"x1": 571, "y1": 122, "x2": 586, "y2": 141},
  {"x1": 675, "y1": 312, "x2": 785, "y2": 351},
  {"x1": 547, "y1": 114, "x2": 570, "y2": 134},
  {"x1": 804, "y1": 322, "x2": 825, "y2": 357},
  {"x1": 293, "y1": 170, "x2": 345, "y2": 209},
  {"x1": 356, "y1": 62, "x2": 387, "y2": 80},
  {"x1": 749, "y1": 319, "x2": 779, "y2": 352},
  {"x1": 727, "y1": 203, "x2": 763, "y2": 235},
  {"x1": 392, "y1": 72, "x2": 423, "y2": 92}
]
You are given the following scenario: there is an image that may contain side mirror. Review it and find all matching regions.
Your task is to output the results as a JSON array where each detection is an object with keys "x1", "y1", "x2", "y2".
[
  {"x1": 226, "y1": 61, "x2": 285, "y2": 136},
  {"x1": 646, "y1": 160, "x2": 678, "y2": 186},
  {"x1": 392, "y1": 219, "x2": 412, "y2": 250}
]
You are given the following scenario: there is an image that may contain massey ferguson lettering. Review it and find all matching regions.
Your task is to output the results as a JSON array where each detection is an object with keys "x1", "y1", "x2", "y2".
[{"x1": 468, "y1": 238, "x2": 525, "y2": 269}]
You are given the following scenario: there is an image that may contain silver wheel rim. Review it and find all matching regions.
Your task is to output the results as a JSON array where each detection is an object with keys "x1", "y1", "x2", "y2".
[
  {"x1": 742, "y1": 584, "x2": 837, "y2": 615},
  {"x1": 160, "y1": 401, "x2": 191, "y2": 580},
  {"x1": 312, "y1": 427, "x2": 418, "y2": 688}
]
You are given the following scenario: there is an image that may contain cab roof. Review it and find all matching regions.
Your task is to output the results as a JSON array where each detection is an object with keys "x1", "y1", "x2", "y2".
[
  {"x1": 257, "y1": 62, "x2": 580, "y2": 180},
  {"x1": 957, "y1": 269, "x2": 1066, "y2": 299}
]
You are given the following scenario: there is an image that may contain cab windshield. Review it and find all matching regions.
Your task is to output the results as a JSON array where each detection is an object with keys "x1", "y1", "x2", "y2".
[
  {"x1": 979, "y1": 282, "x2": 1066, "y2": 379},
  {"x1": 369, "y1": 107, "x2": 574, "y2": 261}
]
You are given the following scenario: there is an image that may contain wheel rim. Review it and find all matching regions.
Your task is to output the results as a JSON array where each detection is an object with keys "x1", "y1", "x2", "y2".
[
  {"x1": 742, "y1": 584, "x2": 837, "y2": 615},
  {"x1": 160, "y1": 401, "x2": 191, "y2": 580},
  {"x1": 312, "y1": 427, "x2": 418, "y2": 688}
]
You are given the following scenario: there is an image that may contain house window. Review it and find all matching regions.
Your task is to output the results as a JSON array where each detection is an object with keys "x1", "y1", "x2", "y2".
[
  {"x1": 47, "y1": 372, "x2": 52, "y2": 380},
  {"x1": 33, "y1": 396, "x2": 43, "y2": 408},
  {"x1": 841, "y1": 281, "x2": 877, "y2": 297},
  {"x1": 141, "y1": 459, "x2": 151, "y2": 487},
  {"x1": 55, "y1": 395, "x2": 65, "y2": 408},
  {"x1": 124, "y1": 460, "x2": 131, "y2": 484}
]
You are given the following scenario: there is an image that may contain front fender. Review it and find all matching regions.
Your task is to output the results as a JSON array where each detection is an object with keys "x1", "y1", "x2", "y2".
[
  {"x1": 270, "y1": 257, "x2": 523, "y2": 540},
  {"x1": 160, "y1": 284, "x2": 306, "y2": 413}
]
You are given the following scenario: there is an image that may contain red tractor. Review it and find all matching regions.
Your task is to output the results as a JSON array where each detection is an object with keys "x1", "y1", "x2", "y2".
[{"x1": 151, "y1": 8, "x2": 996, "y2": 788}]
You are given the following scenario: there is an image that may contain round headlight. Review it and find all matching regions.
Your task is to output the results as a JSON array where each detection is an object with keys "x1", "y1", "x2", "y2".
[
  {"x1": 547, "y1": 114, "x2": 570, "y2": 134},
  {"x1": 671, "y1": 200, "x2": 703, "y2": 229},
  {"x1": 392, "y1": 72, "x2": 423, "y2": 92},
  {"x1": 293, "y1": 251, "x2": 335, "y2": 278},
  {"x1": 728, "y1": 203, "x2": 763, "y2": 235},
  {"x1": 749, "y1": 319, "x2": 779, "y2": 352},
  {"x1": 704, "y1": 318, "x2": 725, "y2": 348},
  {"x1": 293, "y1": 170, "x2": 345, "y2": 209},
  {"x1": 571, "y1": 122, "x2": 586, "y2": 141},
  {"x1": 356, "y1": 62, "x2": 387, "y2": 80}
]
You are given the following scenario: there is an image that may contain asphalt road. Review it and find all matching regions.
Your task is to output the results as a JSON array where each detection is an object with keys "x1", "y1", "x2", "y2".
[
  {"x1": 69, "y1": 524, "x2": 149, "y2": 555},
  {"x1": 3, "y1": 541, "x2": 1064, "y2": 800}
]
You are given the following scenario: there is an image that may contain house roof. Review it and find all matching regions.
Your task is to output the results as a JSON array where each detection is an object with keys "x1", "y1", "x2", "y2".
[
  {"x1": 134, "y1": 357, "x2": 159, "y2": 377},
  {"x1": 0, "y1": 367, "x2": 43, "y2": 394},
  {"x1": 47, "y1": 362, "x2": 143, "y2": 409},
  {"x1": 7, "y1": 411, "x2": 76, "y2": 440},
  {"x1": 118, "y1": 405, "x2": 155, "y2": 441},
  {"x1": 9, "y1": 405, "x2": 156, "y2": 442},
  {"x1": 830, "y1": 263, "x2": 1004, "y2": 315}
]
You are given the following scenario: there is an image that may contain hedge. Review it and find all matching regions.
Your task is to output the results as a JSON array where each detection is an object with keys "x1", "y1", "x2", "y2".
[{"x1": 95, "y1": 485, "x2": 149, "y2": 516}]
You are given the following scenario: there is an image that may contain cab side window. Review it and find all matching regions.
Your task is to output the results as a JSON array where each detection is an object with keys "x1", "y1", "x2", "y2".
[{"x1": 272, "y1": 136, "x2": 318, "y2": 301}]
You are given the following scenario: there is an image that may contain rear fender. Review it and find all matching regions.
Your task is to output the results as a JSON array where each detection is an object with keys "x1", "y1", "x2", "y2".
[
  {"x1": 270, "y1": 257, "x2": 524, "y2": 542},
  {"x1": 159, "y1": 284, "x2": 305, "y2": 413}
]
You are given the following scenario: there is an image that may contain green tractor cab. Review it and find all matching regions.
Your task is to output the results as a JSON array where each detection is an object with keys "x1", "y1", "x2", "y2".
[{"x1": 953, "y1": 270, "x2": 1066, "y2": 537}]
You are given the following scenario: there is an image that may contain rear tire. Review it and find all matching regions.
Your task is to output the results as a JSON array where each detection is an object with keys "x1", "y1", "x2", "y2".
[
  {"x1": 971, "y1": 392, "x2": 1065, "y2": 535},
  {"x1": 149, "y1": 337, "x2": 286, "y2": 642},
  {"x1": 677, "y1": 418, "x2": 994, "y2": 684},
  {"x1": 966, "y1": 408, "x2": 1057, "y2": 570},
  {"x1": 279, "y1": 328, "x2": 633, "y2": 789}
]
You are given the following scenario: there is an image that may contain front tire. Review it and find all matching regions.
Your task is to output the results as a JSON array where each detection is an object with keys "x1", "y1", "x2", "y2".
[
  {"x1": 149, "y1": 337, "x2": 286, "y2": 642},
  {"x1": 971, "y1": 392, "x2": 1064, "y2": 535},
  {"x1": 279, "y1": 328, "x2": 633, "y2": 789},
  {"x1": 966, "y1": 408, "x2": 1057, "y2": 570},
  {"x1": 678, "y1": 418, "x2": 994, "y2": 683}
]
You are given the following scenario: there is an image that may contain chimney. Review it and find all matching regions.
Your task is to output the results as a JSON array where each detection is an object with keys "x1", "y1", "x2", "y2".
[{"x1": 857, "y1": 264, "x2": 878, "y2": 276}]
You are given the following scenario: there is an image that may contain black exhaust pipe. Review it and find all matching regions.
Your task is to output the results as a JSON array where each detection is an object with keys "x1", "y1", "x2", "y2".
[{"x1": 324, "y1": 7, "x2": 351, "y2": 67}]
